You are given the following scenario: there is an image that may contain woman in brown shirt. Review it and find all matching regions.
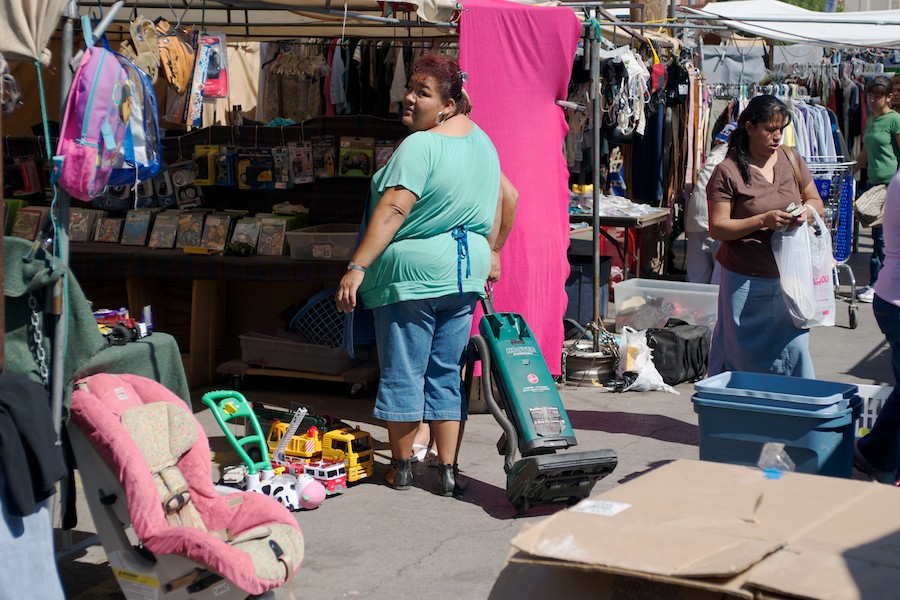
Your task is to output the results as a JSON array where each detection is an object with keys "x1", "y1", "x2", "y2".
[{"x1": 706, "y1": 95, "x2": 824, "y2": 377}]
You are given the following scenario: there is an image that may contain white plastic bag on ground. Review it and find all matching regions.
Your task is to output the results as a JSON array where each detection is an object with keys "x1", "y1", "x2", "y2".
[
  {"x1": 616, "y1": 326, "x2": 678, "y2": 394},
  {"x1": 771, "y1": 207, "x2": 835, "y2": 328}
]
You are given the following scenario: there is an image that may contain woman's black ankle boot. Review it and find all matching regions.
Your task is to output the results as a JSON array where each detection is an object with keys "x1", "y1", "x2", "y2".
[
  {"x1": 438, "y1": 463, "x2": 456, "y2": 497},
  {"x1": 389, "y1": 458, "x2": 413, "y2": 490}
]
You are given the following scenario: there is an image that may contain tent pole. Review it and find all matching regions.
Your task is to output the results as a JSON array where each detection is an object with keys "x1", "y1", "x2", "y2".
[
  {"x1": 590, "y1": 27, "x2": 602, "y2": 352},
  {"x1": 52, "y1": 0, "x2": 80, "y2": 437},
  {"x1": 54, "y1": 0, "x2": 78, "y2": 557},
  {"x1": 60, "y1": 0, "x2": 77, "y2": 113},
  {"x1": 684, "y1": 12, "x2": 900, "y2": 25}
]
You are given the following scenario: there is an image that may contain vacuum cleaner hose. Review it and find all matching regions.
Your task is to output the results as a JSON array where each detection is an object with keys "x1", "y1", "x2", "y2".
[{"x1": 466, "y1": 334, "x2": 518, "y2": 473}]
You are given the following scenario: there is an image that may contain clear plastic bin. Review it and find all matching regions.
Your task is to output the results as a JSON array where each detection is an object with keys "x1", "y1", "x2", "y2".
[
  {"x1": 285, "y1": 224, "x2": 358, "y2": 261},
  {"x1": 613, "y1": 278, "x2": 718, "y2": 331}
]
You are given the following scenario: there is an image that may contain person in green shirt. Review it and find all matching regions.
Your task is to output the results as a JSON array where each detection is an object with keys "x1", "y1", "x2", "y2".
[
  {"x1": 855, "y1": 75, "x2": 900, "y2": 303},
  {"x1": 334, "y1": 53, "x2": 515, "y2": 497}
]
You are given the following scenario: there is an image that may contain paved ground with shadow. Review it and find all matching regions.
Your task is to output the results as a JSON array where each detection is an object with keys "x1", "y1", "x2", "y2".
[{"x1": 56, "y1": 230, "x2": 894, "y2": 599}]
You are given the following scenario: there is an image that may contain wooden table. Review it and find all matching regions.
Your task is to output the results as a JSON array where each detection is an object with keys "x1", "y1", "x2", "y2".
[{"x1": 69, "y1": 243, "x2": 348, "y2": 388}]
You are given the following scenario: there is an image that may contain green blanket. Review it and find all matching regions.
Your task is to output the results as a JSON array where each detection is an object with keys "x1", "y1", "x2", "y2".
[{"x1": 4, "y1": 237, "x2": 190, "y2": 411}]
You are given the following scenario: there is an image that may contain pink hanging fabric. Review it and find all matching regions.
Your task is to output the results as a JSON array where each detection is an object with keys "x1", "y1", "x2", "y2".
[{"x1": 460, "y1": 0, "x2": 581, "y2": 375}]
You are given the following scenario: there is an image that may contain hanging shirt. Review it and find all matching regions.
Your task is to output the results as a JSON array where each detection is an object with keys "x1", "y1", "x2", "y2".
[
  {"x1": 389, "y1": 46, "x2": 407, "y2": 115},
  {"x1": 782, "y1": 120, "x2": 797, "y2": 149},
  {"x1": 793, "y1": 107, "x2": 809, "y2": 159},
  {"x1": 685, "y1": 69, "x2": 696, "y2": 180},
  {"x1": 323, "y1": 40, "x2": 336, "y2": 116},
  {"x1": 330, "y1": 45, "x2": 348, "y2": 114},
  {"x1": 359, "y1": 125, "x2": 500, "y2": 309},
  {"x1": 812, "y1": 106, "x2": 829, "y2": 158},
  {"x1": 686, "y1": 143, "x2": 728, "y2": 233}
]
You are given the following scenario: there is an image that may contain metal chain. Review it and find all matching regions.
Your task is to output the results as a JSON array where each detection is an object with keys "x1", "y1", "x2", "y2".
[
  {"x1": 28, "y1": 293, "x2": 50, "y2": 388},
  {"x1": 587, "y1": 320, "x2": 620, "y2": 360}
]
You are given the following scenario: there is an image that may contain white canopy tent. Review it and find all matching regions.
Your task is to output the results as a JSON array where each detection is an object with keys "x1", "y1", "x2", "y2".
[
  {"x1": 0, "y1": 0, "x2": 70, "y2": 62},
  {"x1": 685, "y1": 0, "x2": 900, "y2": 48}
]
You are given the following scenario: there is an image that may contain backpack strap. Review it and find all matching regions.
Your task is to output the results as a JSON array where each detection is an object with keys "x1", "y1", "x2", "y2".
[{"x1": 80, "y1": 14, "x2": 95, "y2": 47}]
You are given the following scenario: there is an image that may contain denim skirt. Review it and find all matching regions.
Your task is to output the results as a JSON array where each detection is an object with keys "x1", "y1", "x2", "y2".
[{"x1": 708, "y1": 267, "x2": 814, "y2": 378}]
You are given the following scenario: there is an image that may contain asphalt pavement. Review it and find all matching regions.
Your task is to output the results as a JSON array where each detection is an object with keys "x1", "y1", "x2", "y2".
[{"x1": 56, "y1": 230, "x2": 893, "y2": 600}]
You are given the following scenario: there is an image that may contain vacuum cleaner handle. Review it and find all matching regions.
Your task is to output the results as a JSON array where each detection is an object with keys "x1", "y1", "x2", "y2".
[{"x1": 480, "y1": 282, "x2": 495, "y2": 316}]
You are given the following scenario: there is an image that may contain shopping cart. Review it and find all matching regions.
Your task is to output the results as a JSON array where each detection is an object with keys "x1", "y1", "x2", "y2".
[{"x1": 807, "y1": 156, "x2": 858, "y2": 329}]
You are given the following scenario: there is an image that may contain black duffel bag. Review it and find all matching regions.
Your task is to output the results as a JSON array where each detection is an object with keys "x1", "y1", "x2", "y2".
[{"x1": 646, "y1": 318, "x2": 711, "y2": 386}]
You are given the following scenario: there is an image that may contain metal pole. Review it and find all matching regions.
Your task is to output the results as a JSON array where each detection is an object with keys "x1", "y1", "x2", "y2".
[
  {"x1": 52, "y1": 0, "x2": 81, "y2": 435},
  {"x1": 590, "y1": 29, "x2": 602, "y2": 352},
  {"x1": 72, "y1": 0, "x2": 126, "y2": 66},
  {"x1": 54, "y1": 0, "x2": 78, "y2": 557},
  {"x1": 59, "y1": 0, "x2": 77, "y2": 113},
  {"x1": 685, "y1": 12, "x2": 900, "y2": 25},
  {"x1": 621, "y1": 22, "x2": 728, "y2": 29}
]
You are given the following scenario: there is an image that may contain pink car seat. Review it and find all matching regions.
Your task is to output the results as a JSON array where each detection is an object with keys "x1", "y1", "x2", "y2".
[{"x1": 68, "y1": 373, "x2": 303, "y2": 598}]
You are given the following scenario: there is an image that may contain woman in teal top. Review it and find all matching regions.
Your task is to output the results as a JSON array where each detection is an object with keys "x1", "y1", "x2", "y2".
[
  {"x1": 855, "y1": 75, "x2": 900, "y2": 303},
  {"x1": 335, "y1": 53, "x2": 509, "y2": 496},
  {"x1": 357, "y1": 119, "x2": 500, "y2": 307}
]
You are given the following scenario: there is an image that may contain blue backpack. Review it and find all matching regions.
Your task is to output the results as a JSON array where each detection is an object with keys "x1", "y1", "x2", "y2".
[{"x1": 107, "y1": 52, "x2": 163, "y2": 186}]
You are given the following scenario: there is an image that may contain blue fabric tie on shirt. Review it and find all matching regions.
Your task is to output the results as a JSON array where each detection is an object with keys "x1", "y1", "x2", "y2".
[{"x1": 451, "y1": 225, "x2": 471, "y2": 295}]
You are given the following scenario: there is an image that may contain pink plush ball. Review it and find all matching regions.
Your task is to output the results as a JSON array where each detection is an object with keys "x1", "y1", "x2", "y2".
[{"x1": 295, "y1": 474, "x2": 327, "y2": 509}]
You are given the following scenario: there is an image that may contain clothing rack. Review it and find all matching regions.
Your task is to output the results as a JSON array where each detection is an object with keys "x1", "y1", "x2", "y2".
[
  {"x1": 709, "y1": 82, "x2": 809, "y2": 99},
  {"x1": 773, "y1": 61, "x2": 885, "y2": 81},
  {"x1": 262, "y1": 38, "x2": 459, "y2": 47},
  {"x1": 571, "y1": 11, "x2": 648, "y2": 349},
  {"x1": 559, "y1": 4, "x2": 688, "y2": 347}
]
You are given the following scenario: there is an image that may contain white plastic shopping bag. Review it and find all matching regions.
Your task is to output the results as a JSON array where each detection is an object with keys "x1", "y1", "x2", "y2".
[
  {"x1": 807, "y1": 208, "x2": 836, "y2": 327},
  {"x1": 771, "y1": 207, "x2": 835, "y2": 329},
  {"x1": 616, "y1": 326, "x2": 678, "y2": 394}
]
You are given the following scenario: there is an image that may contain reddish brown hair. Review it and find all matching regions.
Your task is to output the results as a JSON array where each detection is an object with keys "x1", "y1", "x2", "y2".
[{"x1": 410, "y1": 53, "x2": 469, "y2": 114}]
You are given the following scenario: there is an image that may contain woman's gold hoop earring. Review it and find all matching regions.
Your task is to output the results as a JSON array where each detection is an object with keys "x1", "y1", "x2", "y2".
[{"x1": 435, "y1": 111, "x2": 446, "y2": 126}]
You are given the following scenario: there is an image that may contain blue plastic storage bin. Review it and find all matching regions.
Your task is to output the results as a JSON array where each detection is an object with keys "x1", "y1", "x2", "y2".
[
  {"x1": 692, "y1": 394, "x2": 861, "y2": 478},
  {"x1": 695, "y1": 372, "x2": 858, "y2": 414},
  {"x1": 565, "y1": 255, "x2": 611, "y2": 323}
]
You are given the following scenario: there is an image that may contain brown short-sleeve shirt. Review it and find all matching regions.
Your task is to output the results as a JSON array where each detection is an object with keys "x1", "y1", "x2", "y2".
[{"x1": 707, "y1": 149, "x2": 813, "y2": 278}]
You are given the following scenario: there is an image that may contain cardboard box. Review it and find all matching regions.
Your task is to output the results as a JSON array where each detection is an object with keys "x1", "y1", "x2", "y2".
[{"x1": 491, "y1": 459, "x2": 900, "y2": 599}]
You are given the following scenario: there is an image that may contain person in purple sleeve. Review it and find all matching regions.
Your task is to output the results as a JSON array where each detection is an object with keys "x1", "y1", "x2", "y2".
[{"x1": 854, "y1": 169, "x2": 900, "y2": 484}]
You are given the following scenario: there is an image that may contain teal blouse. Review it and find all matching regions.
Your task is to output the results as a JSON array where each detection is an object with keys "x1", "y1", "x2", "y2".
[{"x1": 359, "y1": 124, "x2": 501, "y2": 309}]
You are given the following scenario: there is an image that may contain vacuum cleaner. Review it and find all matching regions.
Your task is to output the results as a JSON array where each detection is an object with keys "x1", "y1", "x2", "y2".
[{"x1": 464, "y1": 294, "x2": 618, "y2": 515}]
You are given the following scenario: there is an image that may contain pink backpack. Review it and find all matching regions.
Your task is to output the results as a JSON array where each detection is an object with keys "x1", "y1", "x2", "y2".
[{"x1": 56, "y1": 47, "x2": 130, "y2": 201}]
